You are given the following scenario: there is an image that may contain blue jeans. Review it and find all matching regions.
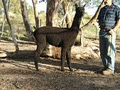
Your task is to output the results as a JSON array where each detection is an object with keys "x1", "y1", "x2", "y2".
[{"x1": 99, "y1": 31, "x2": 116, "y2": 71}]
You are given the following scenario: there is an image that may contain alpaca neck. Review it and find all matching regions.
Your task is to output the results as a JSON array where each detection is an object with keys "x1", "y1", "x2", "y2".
[{"x1": 71, "y1": 13, "x2": 82, "y2": 29}]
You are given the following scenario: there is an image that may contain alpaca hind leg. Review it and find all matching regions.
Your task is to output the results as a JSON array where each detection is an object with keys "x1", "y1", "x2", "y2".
[
  {"x1": 61, "y1": 48, "x2": 67, "y2": 71},
  {"x1": 66, "y1": 48, "x2": 73, "y2": 71},
  {"x1": 34, "y1": 44, "x2": 44, "y2": 71}
]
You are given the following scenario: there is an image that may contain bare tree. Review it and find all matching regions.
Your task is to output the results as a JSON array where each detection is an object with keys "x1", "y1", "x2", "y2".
[
  {"x1": 0, "y1": 14, "x2": 5, "y2": 39},
  {"x1": 32, "y1": 0, "x2": 39, "y2": 28},
  {"x1": 46, "y1": 0, "x2": 64, "y2": 26},
  {"x1": 0, "y1": 0, "x2": 10, "y2": 40},
  {"x1": 2, "y1": 0, "x2": 19, "y2": 52},
  {"x1": 46, "y1": 0, "x2": 55, "y2": 26},
  {"x1": 62, "y1": 1, "x2": 71, "y2": 28},
  {"x1": 20, "y1": 0, "x2": 35, "y2": 42}
]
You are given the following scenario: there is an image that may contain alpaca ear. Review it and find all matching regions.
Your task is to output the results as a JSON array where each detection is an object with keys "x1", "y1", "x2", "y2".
[
  {"x1": 83, "y1": 4, "x2": 86, "y2": 8},
  {"x1": 75, "y1": 4, "x2": 78, "y2": 8},
  {"x1": 33, "y1": 26, "x2": 37, "y2": 29}
]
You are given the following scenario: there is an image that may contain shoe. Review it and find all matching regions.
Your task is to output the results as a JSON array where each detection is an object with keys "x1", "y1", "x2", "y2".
[
  {"x1": 98, "y1": 67, "x2": 107, "y2": 73},
  {"x1": 103, "y1": 69, "x2": 114, "y2": 75}
]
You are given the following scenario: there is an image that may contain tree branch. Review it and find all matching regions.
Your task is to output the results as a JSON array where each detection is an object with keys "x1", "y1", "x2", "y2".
[{"x1": 81, "y1": 0, "x2": 104, "y2": 30}]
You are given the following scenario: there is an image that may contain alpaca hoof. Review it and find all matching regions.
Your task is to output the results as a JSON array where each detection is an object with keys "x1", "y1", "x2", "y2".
[
  {"x1": 36, "y1": 68, "x2": 39, "y2": 71},
  {"x1": 70, "y1": 68, "x2": 73, "y2": 72},
  {"x1": 61, "y1": 69, "x2": 65, "y2": 72}
]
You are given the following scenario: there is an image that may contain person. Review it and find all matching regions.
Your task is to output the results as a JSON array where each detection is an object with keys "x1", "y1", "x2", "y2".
[{"x1": 98, "y1": 0, "x2": 120, "y2": 75}]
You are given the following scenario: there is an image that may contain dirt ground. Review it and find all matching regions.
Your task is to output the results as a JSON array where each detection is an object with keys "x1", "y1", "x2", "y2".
[{"x1": 0, "y1": 39, "x2": 120, "y2": 90}]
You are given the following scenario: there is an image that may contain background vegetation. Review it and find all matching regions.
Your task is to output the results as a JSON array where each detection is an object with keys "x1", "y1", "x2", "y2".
[{"x1": 0, "y1": 0, "x2": 120, "y2": 41}]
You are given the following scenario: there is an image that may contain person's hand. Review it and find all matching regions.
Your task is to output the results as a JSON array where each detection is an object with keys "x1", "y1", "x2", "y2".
[
  {"x1": 103, "y1": 0, "x2": 106, "y2": 2},
  {"x1": 109, "y1": 29, "x2": 116, "y2": 35},
  {"x1": 103, "y1": 0, "x2": 107, "y2": 4},
  {"x1": 80, "y1": 27, "x2": 83, "y2": 31}
]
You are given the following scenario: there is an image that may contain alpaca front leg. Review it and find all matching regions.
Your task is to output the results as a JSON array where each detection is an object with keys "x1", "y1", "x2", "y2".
[
  {"x1": 34, "y1": 44, "x2": 44, "y2": 71},
  {"x1": 61, "y1": 48, "x2": 66, "y2": 71},
  {"x1": 66, "y1": 49, "x2": 73, "y2": 71},
  {"x1": 34, "y1": 51, "x2": 39, "y2": 71}
]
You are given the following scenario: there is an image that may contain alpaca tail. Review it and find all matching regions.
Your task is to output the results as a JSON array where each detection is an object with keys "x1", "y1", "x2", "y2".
[{"x1": 33, "y1": 26, "x2": 38, "y2": 39}]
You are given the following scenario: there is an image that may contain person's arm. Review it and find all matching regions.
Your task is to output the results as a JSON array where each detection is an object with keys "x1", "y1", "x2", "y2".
[
  {"x1": 109, "y1": 19, "x2": 120, "y2": 34},
  {"x1": 109, "y1": 6, "x2": 120, "y2": 34},
  {"x1": 113, "y1": 19, "x2": 120, "y2": 31}
]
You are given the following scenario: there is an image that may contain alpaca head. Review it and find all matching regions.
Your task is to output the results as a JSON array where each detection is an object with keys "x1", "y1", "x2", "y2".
[{"x1": 75, "y1": 4, "x2": 85, "y2": 17}]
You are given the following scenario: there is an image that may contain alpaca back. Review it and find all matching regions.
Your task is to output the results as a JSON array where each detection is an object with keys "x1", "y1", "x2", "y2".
[{"x1": 35, "y1": 26, "x2": 68, "y2": 34}]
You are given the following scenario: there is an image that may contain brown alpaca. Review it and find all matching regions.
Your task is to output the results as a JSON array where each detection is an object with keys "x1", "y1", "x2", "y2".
[{"x1": 34, "y1": 4, "x2": 85, "y2": 71}]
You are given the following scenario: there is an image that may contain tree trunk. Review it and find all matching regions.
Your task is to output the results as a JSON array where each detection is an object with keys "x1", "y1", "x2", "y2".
[
  {"x1": 46, "y1": 0, "x2": 64, "y2": 26},
  {"x1": 0, "y1": 14, "x2": 5, "y2": 40},
  {"x1": 20, "y1": 0, "x2": 36, "y2": 42},
  {"x1": 80, "y1": 29, "x2": 84, "y2": 47},
  {"x1": 63, "y1": 2, "x2": 71, "y2": 28},
  {"x1": 0, "y1": 0, "x2": 10, "y2": 40},
  {"x1": 53, "y1": 0, "x2": 64, "y2": 14},
  {"x1": 2, "y1": 0, "x2": 19, "y2": 52},
  {"x1": 46, "y1": 0, "x2": 55, "y2": 26},
  {"x1": 32, "y1": 0, "x2": 39, "y2": 28}
]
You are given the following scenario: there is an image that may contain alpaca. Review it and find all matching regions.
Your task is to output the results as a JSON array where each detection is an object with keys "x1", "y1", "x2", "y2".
[{"x1": 34, "y1": 4, "x2": 85, "y2": 71}]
